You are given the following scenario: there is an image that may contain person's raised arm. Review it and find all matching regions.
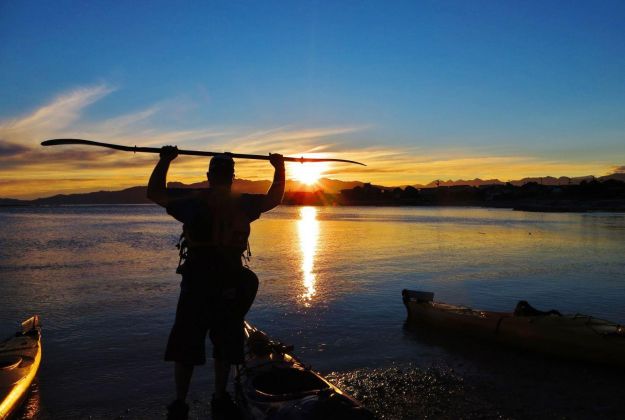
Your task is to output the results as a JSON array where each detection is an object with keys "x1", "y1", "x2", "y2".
[
  {"x1": 147, "y1": 146, "x2": 178, "y2": 207},
  {"x1": 261, "y1": 154, "x2": 285, "y2": 212}
]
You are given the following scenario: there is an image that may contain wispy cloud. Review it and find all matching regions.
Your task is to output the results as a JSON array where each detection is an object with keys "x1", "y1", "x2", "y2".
[
  {"x1": 221, "y1": 126, "x2": 365, "y2": 155},
  {"x1": 0, "y1": 85, "x2": 114, "y2": 144}
]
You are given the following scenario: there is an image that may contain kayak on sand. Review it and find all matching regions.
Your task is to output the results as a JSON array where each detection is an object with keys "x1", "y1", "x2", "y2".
[
  {"x1": 235, "y1": 322, "x2": 374, "y2": 419},
  {"x1": 0, "y1": 316, "x2": 42, "y2": 420},
  {"x1": 402, "y1": 290, "x2": 625, "y2": 367}
]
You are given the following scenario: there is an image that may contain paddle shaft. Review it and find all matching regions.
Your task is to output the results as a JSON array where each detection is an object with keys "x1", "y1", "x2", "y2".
[{"x1": 41, "y1": 139, "x2": 366, "y2": 166}]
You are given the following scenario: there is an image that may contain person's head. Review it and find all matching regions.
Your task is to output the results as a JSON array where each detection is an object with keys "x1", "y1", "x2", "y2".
[{"x1": 207, "y1": 154, "x2": 235, "y2": 188}]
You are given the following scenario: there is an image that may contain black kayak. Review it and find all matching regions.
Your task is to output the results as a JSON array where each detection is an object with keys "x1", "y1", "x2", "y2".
[
  {"x1": 0, "y1": 316, "x2": 42, "y2": 419},
  {"x1": 235, "y1": 322, "x2": 374, "y2": 420}
]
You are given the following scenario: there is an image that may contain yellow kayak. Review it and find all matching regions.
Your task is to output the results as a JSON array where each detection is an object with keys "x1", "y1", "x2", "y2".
[
  {"x1": 403, "y1": 290, "x2": 625, "y2": 367},
  {"x1": 0, "y1": 316, "x2": 42, "y2": 420}
]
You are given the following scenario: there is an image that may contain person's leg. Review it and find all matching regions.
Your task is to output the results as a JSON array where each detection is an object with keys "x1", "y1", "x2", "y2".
[
  {"x1": 213, "y1": 267, "x2": 256, "y2": 395},
  {"x1": 166, "y1": 360, "x2": 195, "y2": 419},
  {"x1": 167, "y1": 362, "x2": 192, "y2": 419},
  {"x1": 165, "y1": 279, "x2": 208, "y2": 418},
  {"x1": 213, "y1": 358, "x2": 231, "y2": 397},
  {"x1": 209, "y1": 267, "x2": 256, "y2": 415},
  {"x1": 209, "y1": 318, "x2": 242, "y2": 415},
  {"x1": 210, "y1": 358, "x2": 238, "y2": 417},
  {"x1": 175, "y1": 362, "x2": 194, "y2": 401}
]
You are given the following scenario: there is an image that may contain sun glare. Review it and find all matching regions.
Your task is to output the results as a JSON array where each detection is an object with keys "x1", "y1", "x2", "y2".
[
  {"x1": 290, "y1": 162, "x2": 329, "y2": 185},
  {"x1": 298, "y1": 206, "x2": 319, "y2": 306}
]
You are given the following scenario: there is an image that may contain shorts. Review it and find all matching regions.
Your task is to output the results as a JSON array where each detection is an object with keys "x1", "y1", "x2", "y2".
[{"x1": 164, "y1": 263, "x2": 258, "y2": 365}]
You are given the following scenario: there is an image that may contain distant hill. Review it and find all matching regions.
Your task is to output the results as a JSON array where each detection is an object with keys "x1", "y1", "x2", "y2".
[
  {"x1": 417, "y1": 178, "x2": 505, "y2": 188},
  {"x1": 508, "y1": 176, "x2": 595, "y2": 186},
  {"x1": 0, "y1": 177, "x2": 367, "y2": 205},
  {"x1": 0, "y1": 198, "x2": 28, "y2": 206},
  {"x1": 27, "y1": 186, "x2": 152, "y2": 206},
  {"x1": 414, "y1": 174, "x2": 624, "y2": 188},
  {"x1": 168, "y1": 177, "x2": 365, "y2": 194},
  {"x1": 599, "y1": 173, "x2": 625, "y2": 183},
  {"x1": 2, "y1": 172, "x2": 624, "y2": 206}
]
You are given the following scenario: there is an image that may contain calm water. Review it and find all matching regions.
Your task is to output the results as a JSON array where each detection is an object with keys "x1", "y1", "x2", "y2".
[{"x1": 1, "y1": 205, "x2": 625, "y2": 418}]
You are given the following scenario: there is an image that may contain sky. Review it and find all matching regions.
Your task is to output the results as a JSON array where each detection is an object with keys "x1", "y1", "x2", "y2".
[{"x1": 1, "y1": 0, "x2": 624, "y2": 198}]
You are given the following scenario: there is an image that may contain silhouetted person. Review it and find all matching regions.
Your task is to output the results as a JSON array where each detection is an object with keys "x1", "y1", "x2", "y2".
[{"x1": 148, "y1": 146, "x2": 285, "y2": 419}]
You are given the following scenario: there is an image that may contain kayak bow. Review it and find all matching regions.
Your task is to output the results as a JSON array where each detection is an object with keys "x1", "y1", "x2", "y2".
[{"x1": 0, "y1": 316, "x2": 42, "y2": 419}]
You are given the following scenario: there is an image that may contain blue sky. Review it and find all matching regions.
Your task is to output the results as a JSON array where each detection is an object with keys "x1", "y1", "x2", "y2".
[{"x1": 1, "y1": 1, "x2": 624, "y2": 197}]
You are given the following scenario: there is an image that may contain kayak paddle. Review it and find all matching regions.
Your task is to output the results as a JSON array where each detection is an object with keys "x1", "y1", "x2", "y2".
[{"x1": 41, "y1": 139, "x2": 366, "y2": 166}]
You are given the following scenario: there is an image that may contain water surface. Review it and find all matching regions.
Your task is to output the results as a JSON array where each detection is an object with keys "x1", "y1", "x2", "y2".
[{"x1": 1, "y1": 205, "x2": 624, "y2": 418}]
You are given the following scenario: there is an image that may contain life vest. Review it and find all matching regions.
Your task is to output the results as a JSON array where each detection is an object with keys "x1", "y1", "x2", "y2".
[
  {"x1": 174, "y1": 192, "x2": 255, "y2": 273},
  {"x1": 187, "y1": 194, "x2": 252, "y2": 247}
]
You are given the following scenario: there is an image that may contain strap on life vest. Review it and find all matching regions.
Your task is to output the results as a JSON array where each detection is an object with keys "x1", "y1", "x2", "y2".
[
  {"x1": 175, "y1": 233, "x2": 188, "y2": 274},
  {"x1": 175, "y1": 232, "x2": 252, "y2": 272}
]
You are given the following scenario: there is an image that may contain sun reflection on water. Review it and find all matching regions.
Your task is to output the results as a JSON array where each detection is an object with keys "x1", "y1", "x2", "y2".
[{"x1": 298, "y1": 206, "x2": 319, "y2": 306}]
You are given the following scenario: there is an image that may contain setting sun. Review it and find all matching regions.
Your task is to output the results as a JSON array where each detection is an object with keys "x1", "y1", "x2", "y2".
[{"x1": 289, "y1": 162, "x2": 329, "y2": 185}]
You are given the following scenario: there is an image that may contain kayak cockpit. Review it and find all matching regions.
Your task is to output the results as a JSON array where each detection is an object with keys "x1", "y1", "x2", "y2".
[{"x1": 0, "y1": 357, "x2": 22, "y2": 371}]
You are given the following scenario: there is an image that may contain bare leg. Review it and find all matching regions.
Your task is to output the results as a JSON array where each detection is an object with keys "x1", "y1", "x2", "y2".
[
  {"x1": 175, "y1": 362, "x2": 194, "y2": 401},
  {"x1": 214, "y1": 359, "x2": 231, "y2": 397}
]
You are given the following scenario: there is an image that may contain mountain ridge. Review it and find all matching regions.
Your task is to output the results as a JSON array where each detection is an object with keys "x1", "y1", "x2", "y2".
[{"x1": 2, "y1": 173, "x2": 624, "y2": 205}]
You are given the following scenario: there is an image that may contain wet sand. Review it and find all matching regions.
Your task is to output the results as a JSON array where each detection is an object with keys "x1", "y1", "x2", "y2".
[
  {"x1": 329, "y1": 328, "x2": 625, "y2": 420},
  {"x1": 331, "y1": 362, "x2": 625, "y2": 419}
]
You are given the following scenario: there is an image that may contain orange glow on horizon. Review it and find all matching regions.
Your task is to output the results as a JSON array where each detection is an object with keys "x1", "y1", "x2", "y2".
[{"x1": 0, "y1": 141, "x2": 618, "y2": 199}]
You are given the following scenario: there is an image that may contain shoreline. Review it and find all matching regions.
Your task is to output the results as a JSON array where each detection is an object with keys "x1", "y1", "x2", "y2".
[{"x1": 2, "y1": 201, "x2": 625, "y2": 213}]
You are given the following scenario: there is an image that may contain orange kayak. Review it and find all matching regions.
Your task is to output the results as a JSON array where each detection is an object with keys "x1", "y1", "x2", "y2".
[
  {"x1": 0, "y1": 316, "x2": 42, "y2": 419},
  {"x1": 402, "y1": 290, "x2": 625, "y2": 367}
]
